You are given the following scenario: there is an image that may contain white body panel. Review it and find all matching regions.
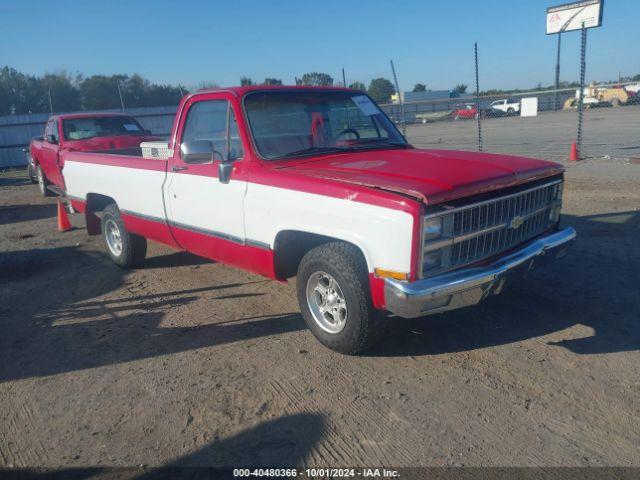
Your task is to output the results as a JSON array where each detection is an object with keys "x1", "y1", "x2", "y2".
[
  {"x1": 244, "y1": 183, "x2": 414, "y2": 273},
  {"x1": 63, "y1": 160, "x2": 415, "y2": 274},
  {"x1": 164, "y1": 172, "x2": 247, "y2": 241},
  {"x1": 64, "y1": 161, "x2": 166, "y2": 220}
]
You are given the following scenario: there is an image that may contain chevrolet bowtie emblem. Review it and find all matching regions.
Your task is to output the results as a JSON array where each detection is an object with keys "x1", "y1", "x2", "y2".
[{"x1": 510, "y1": 216, "x2": 524, "y2": 229}]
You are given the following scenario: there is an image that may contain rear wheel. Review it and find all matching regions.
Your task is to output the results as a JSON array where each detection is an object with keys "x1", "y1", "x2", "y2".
[
  {"x1": 507, "y1": 107, "x2": 515, "y2": 115},
  {"x1": 36, "y1": 165, "x2": 51, "y2": 196},
  {"x1": 101, "y1": 204, "x2": 147, "y2": 268},
  {"x1": 296, "y1": 242, "x2": 386, "y2": 355}
]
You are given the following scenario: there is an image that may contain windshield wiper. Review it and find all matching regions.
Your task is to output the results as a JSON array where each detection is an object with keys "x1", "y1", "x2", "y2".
[{"x1": 278, "y1": 146, "x2": 350, "y2": 159}]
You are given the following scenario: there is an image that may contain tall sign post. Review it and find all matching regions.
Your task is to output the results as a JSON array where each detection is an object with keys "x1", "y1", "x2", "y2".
[
  {"x1": 474, "y1": 42, "x2": 482, "y2": 152},
  {"x1": 546, "y1": 0, "x2": 603, "y2": 160},
  {"x1": 554, "y1": 32, "x2": 562, "y2": 110},
  {"x1": 576, "y1": 24, "x2": 587, "y2": 159}
]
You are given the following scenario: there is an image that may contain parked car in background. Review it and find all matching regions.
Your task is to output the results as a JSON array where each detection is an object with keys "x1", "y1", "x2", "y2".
[
  {"x1": 57, "y1": 85, "x2": 575, "y2": 354},
  {"x1": 28, "y1": 113, "x2": 159, "y2": 196},
  {"x1": 451, "y1": 103, "x2": 478, "y2": 120},
  {"x1": 489, "y1": 98, "x2": 520, "y2": 115}
]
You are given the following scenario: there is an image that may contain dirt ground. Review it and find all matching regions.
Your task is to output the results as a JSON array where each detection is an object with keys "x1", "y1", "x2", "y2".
[{"x1": 1, "y1": 150, "x2": 639, "y2": 470}]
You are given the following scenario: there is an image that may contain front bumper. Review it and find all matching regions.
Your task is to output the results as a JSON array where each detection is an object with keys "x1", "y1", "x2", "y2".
[{"x1": 384, "y1": 227, "x2": 576, "y2": 318}]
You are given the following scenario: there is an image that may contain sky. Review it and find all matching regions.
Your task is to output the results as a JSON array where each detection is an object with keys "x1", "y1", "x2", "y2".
[{"x1": 1, "y1": 0, "x2": 638, "y2": 92}]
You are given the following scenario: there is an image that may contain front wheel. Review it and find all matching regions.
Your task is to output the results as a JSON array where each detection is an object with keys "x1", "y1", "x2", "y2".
[
  {"x1": 296, "y1": 242, "x2": 386, "y2": 355},
  {"x1": 101, "y1": 204, "x2": 147, "y2": 268}
]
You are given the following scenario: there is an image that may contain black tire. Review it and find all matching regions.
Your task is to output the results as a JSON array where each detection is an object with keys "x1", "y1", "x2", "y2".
[
  {"x1": 101, "y1": 204, "x2": 147, "y2": 268},
  {"x1": 507, "y1": 107, "x2": 515, "y2": 115},
  {"x1": 296, "y1": 242, "x2": 386, "y2": 355},
  {"x1": 36, "y1": 165, "x2": 52, "y2": 196}
]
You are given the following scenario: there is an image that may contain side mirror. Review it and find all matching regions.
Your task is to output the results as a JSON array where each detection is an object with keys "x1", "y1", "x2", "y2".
[
  {"x1": 180, "y1": 140, "x2": 213, "y2": 164},
  {"x1": 218, "y1": 161, "x2": 233, "y2": 184},
  {"x1": 46, "y1": 134, "x2": 58, "y2": 144}
]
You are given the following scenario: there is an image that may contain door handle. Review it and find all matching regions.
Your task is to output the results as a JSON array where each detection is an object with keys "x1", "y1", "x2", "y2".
[{"x1": 172, "y1": 165, "x2": 188, "y2": 172}]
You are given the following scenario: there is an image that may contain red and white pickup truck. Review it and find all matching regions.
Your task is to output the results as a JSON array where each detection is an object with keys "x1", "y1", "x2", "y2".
[
  {"x1": 59, "y1": 86, "x2": 575, "y2": 354},
  {"x1": 28, "y1": 112, "x2": 159, "y2": 195}
]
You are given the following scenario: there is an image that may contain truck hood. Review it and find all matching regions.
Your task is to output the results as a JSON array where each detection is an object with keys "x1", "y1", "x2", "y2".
[{"x1": 276, "y1": 148, "x2": 563, "y2": 204}]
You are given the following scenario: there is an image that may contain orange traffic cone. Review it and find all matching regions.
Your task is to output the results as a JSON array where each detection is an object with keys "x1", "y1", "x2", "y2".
[
  {"x1": 569, "y1": 142, "x2": 579, "y2": 161},
  {"x1": 57, "y1": 201, "x2": 72, "y2": 232}
]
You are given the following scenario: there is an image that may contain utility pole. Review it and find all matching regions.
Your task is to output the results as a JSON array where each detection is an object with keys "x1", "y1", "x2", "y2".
[
  {"x1": 47, "y1": 89, "x2": 54, "y2": 114},
  {"x1": 389, "y1": 59, "x2": 405, "y2": 135},
  {"x1": 116, "y1": 80, "x2": 125, "y2": 112},
  {"x1": 342, "y1": 68, "x2": 346, "y2": 88}
]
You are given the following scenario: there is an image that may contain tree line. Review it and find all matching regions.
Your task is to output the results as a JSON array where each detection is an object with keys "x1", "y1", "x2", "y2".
[
  {"x1": 0, "y1": 67, "x2": 187, "y2": 115},
  {"x1": 8, "y1": 64, "x2": 631, "y2": 116},
  {"x1": 0, "y1": 67, "x2": 401, "y2": 115}
]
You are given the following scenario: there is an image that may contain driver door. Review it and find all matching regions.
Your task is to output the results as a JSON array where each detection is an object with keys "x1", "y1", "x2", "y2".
[{"x1": 165, "y1": 94, "x2": 247, "y2": 260}]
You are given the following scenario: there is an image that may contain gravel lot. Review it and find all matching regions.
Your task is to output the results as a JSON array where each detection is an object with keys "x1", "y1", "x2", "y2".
[
  {"x1": 408, "y1": 105, "x2": 640, "y2": 161},
  {"x1": 1, "y1": 119, "x2": 639, "y2": 470}
]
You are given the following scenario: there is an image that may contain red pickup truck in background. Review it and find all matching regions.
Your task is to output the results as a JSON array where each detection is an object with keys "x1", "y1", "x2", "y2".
[{"x1": 28, "y1": 113, "x2": 159, "y2": 195}]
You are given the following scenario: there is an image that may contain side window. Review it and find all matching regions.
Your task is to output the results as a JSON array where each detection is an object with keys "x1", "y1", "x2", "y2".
[{"x1": 181, "y1": 99, "x2": 244, "y2": 162}]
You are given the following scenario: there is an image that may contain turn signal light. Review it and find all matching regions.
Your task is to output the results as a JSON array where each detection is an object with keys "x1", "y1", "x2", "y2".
[{"x1": 374, "y1": 268, "x2": 409, "y2": 281}]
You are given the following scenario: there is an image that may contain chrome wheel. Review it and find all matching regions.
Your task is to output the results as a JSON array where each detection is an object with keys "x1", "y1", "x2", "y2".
[
  {"x1": 104, "y1": 218, "x2": 123, "y2": 256},
  {"x1": 306, "y1": 271, "x2": 348, "y2": 334}
]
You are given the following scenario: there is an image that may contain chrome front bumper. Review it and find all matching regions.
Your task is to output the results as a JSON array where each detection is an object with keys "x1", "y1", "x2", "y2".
[{"x1": 384, "y1": 227, "x2": 576, "y2": 318}]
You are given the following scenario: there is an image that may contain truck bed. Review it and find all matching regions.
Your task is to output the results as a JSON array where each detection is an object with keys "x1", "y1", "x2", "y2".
[{"x1": 62, "y1": 150, "x2": 168, "y2": 222}]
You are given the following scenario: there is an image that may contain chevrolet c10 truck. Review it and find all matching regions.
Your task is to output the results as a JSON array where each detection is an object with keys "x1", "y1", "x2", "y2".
[
  {"x1": 28, "y1": 112, "x2": 159, "y2": 195},
  {"x1": 58, "y1": 86, "x2": 576, "y2": 354}
]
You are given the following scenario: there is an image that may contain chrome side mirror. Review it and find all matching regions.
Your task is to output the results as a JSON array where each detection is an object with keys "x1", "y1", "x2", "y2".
[{"x1": 180, "y1": 140, "x2": 213, "y2": 164}]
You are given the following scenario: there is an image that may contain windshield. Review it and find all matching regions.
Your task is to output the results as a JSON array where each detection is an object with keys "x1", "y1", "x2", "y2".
[
  {"x1": 62, "y1": 116, "x2": 146, "y2": 140},
  {"x1": 243, "y1": 90, "x2": 407, "y2": 159}
]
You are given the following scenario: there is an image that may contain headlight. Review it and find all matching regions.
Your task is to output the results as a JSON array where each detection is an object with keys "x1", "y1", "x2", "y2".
[
  {"x1": 421, "y1": 214, "x2": 451, "y2": 276},
  {"x1": 424, "y1": 217, "x2": 443, "y2": 240}
]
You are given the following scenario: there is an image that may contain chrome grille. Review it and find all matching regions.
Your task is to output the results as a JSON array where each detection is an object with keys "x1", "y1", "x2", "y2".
[{"x1": 422, "y1": 180, "x2": 563, "y2": 277}]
